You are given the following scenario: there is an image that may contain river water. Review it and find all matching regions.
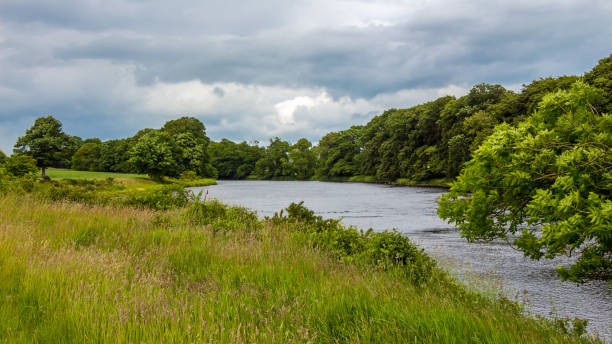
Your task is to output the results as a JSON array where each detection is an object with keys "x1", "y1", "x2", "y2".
[{"x1": 189, "y1": 180, "x2": 611, "y2": 339}]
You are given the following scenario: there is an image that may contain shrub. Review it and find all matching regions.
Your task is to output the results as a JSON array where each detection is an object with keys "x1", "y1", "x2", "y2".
[
  {"x1": 123, "y1": 184, "x2": 189, "y2": 210},
  {"x1": 183, "y1": 196, "x2": 259, "y2": 232},
  {"x1": 275, "y1": 201, "x2": 436, "y2": 284},
  {"x1": 5, "y1": 155, "x2": 38, "y2": 177}
]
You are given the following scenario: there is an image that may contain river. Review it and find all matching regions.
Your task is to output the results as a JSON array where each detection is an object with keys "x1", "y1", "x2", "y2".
[{"x1": 189, "y1": 180, "x2": 611, "y2": 339}]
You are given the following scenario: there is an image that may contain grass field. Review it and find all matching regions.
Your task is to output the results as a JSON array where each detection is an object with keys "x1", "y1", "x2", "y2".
[
  {"x1": 41, "y1": 168, "x2": 148, "y2": 180},
  {"x1": 0, "y1": 191, "x2": 601, "y2": 343}
]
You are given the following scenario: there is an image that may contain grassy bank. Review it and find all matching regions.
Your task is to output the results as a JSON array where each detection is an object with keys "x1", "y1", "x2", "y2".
[
  {"x1": 40, "y1": 168, "x2": 148, "y2": 180},
  {"x1": 39, "y1": 168, "x2": 216, "y2": 188},
  {"x1": 0, "y1": 185, "x2": 601, "y2": 342},
  {"x1": 313, "y1": 175, "x2": 451, "y2": 187}
]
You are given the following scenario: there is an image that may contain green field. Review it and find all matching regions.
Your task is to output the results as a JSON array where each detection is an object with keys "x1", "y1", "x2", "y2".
[{"x1": 40, "y1": 168, "x2": 148, "y2": 180}]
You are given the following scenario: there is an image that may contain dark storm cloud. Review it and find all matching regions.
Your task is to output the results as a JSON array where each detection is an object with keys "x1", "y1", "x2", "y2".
[{"x1": 0, "y1": 0, "x2": 611, "y2": 154}]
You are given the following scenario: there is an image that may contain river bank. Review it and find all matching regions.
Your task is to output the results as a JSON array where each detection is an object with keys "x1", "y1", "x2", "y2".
[
  {"x1": 244, "y1": 174, "x2": 452, "y2": 188},
  {"x1": 0, "y1": 173, "x2": 603, "y2": 342},
  {"x1": 0, "y1": 190, "x2": 601, "y2": 343},
  {"x1": 191, "y1": 180, "x2": 612, "y2": 340}
]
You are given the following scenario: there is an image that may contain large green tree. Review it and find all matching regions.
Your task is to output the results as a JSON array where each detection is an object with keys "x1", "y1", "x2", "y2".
[
  {"x1": 289, "y1": 138, "x2": 317, "y2": 180},
  {"x1": 0, "y1": 150, "x2": 6, "y2": 164},
  {"x1": 162, "y1": 117, "x2": 215, "y2": 177},
  {"x1": 72, "y1": 142, "x2": 101, "y2": 171},
  {"x1": 254, "y1": 137, "x2": 292, "y2": 179},
  {"x1": 13, "y1": 116, "x2": 70, "y2": 177},
  {"x1": 584, "y1": 53, "x2": 612, "y2": 113},
  {"x1": 128, "y1": 130, "x2": 182, "y2": 180},
  {"x1": 209, "y1": 139, "x2": 264, "y2": 179},
  {"x1": 438, "y1": 82, "x2": 612, "y2": 283}
]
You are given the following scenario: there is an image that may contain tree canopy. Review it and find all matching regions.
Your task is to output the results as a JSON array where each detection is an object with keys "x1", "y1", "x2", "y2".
[
  {"x1": 13, "y1": 116, "x2": 71, "y2": 177},
  {"x1": 128, "y1": 130, "x2": 182, "y2": 180},
  {"x1": 438, "y1": 82, "x2": 612, "y2": 283}
]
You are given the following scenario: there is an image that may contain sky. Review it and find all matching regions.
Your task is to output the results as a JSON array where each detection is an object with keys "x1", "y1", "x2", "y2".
[{"x1": 1, "y1": 0, "x2": 611, "y2": 154}]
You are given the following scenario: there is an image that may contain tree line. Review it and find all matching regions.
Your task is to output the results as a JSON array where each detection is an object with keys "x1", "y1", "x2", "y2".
[{"x1": 2, "y1": 54, "x2": 610, "y2": 184}]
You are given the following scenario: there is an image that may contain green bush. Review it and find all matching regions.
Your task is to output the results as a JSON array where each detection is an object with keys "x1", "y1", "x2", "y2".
[
  {"x1": 183, "y1": 196, "x2": 259, "y2": 232},
  {"x1": 123, "y1": 184, "x2": 189, "y2": 210},
  {"x1": 5, "y1": 155, "x2": 38, "y2": 177},
  {"x1": 275, "y1": 201, "x2": 436, "y2": 284}
]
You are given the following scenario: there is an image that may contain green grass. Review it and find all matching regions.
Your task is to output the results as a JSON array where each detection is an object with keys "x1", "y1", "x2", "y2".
[
  {"x1": 41, "y1": 168, "x2": 148, "y2": 180},
  {"x1": 0, "y1": 192, "x2": 602, "y2": 343}
]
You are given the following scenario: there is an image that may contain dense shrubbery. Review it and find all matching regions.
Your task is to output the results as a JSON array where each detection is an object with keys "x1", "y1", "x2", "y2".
[
  {"x1": 272, "y1": 201, "x2": 438, "y2": 284},
  {"x1": 4, "y1": 154, "x2": 38, "y2": 177},
  {"x1": 183, "y1": 193, "x2": 260, "y2": 232}
]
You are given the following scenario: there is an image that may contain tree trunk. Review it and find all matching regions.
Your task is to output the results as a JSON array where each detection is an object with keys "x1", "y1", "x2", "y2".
[{"x1": 42, "y1": 167, "x2": 46, "y2": 178}]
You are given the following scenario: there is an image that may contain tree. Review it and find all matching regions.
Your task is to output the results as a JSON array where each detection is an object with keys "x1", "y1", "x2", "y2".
[
  {"x1": 162, "y1": 117, "x2": 215, "y2": 177},
  {"x1": 5, "y1": 154, "x2": 38, "y2": 177},
  {"x1": 316, "y1": 126, "x2": 363, "y2": 178},
  {"x1": 289, "y1": 138, "x2": 316, "y2": 180},
  {"x1": 584, "y1": 53, "x2": 612, "y2": 113},
  {"x1": 72, "y1": 142, "x2": 101, "y2": 171},
  {"x1": 438, "y1": 82, "x2": 612, "y2": 283},
  {"x1": 0, "y1": 150, "x2": 6, "y2": 164},
  {"x1": 128, "y1": 130, "x2": 182, "y2": 180},
  {"x1": 254, "y1": 137, "x2": 292, "y2": 179},
  {"x1": 13, "y1": 116, "x2": 70, "y2": 177},
  {"x1": 209, "y1": 139, "x2": 264, "y2": 179}
]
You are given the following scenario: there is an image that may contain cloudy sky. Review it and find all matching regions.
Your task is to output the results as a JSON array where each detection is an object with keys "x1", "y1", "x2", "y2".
[{"x1": 1, "y1": 0, "x2": 611, "y2": 153}]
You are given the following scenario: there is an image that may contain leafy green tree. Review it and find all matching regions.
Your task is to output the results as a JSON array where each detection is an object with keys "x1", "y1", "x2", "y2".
[
  {"x1": 13, "y1": 116, "x2": 70, "y2": 177},
  {"x1": 56, "y1": 135, "x2": 83, "y2": 168},
  {"x1": 255, "y1": 137, "x2": 292, "y2": 179},
  {"x1": 438, "y1": 82, "x2": 612, "y2": 283},
  {"x1": 128, "y1": 130, "x2": 182, "y2": 180},
  {"x1": 162, "y1": 117, "x2": 215, "y2": 177},
  {"x1": 72, "y1": 142, "x2": 101, "y2": 171},
  {"x1": 316, "y1": 126, "x2": 363, "y2": 178},
  {"x1": 209, "y1": 139, "x2": 264, "y2": 179},
  {"x1": 5, "y1": 154, "x2": 38, "y2": 177},
  {"x1": 289, "y1": 138, "x2": 316, "y2": 180},
  {"x1": 584, "y1": 53, "x2": 612, "y2": 113},
  {"x1": 97, "y1": 139, "x2": 132, "y2": 172},
  {"x1": 0, "y1": 150, "x2": 6, "y2": 164}
]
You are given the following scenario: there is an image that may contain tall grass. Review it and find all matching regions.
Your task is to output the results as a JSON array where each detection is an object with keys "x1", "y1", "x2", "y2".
[{"x1": 0, "y1": 193, "x2": 602, "y2": 343}]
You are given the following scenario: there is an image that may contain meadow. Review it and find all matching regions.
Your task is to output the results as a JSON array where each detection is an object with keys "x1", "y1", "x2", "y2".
[{"x1": 0, "y1": 171, "x2": 603, "y2": 343}]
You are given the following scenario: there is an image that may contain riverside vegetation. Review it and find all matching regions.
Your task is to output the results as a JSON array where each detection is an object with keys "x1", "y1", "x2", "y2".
[
  {"x1": 0, "y1": 170, "x2": 604, "y2": 342},
  {"x1": 4, "y1": 53, "x2": 610, "y2": 284}
]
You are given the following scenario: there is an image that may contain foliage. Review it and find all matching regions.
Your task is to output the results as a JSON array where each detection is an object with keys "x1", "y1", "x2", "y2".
[
  {"x1": 163, "y1": 117, "x2": 216, "y2": 177},
  {"x1": 183, "y1": 194, "x2": 260, "y2": 232},
  {"x1": 438, "y1": 82, "x2": 612, "y2": 283},
  {"x1": 71, "y1": 142, "x2": 100, "y2": 171},
  {"x1": 0, "y1": 149, "x2": 6, "y2": 164},
  {"x1": 274, "y1": 201, "x2": 437, "y2": 284},
  {"x1": 4, "y1": 154, "x2": 39, "y2": 177},
  {"x1": 13, "y1": 116, "x2": 72, "y2": 177},
  {"x1": 254, "y1": 137, "x2": 292, "y2": 179},
  {"x1": 128, "y1": 130, "x2": 182, "y2": 179},
  {"x1": 209, "y1": 139, "x2": 264, "y2": 179},
  {"x1": 288, "y1": 138, "x2": 317, "y2": 179},
  {"x1": 584, "y1": 53, "x2": 612, "y2": 113},
  {"x1": 316, "y1": 126, "x2": 363, "y2": 177}
]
